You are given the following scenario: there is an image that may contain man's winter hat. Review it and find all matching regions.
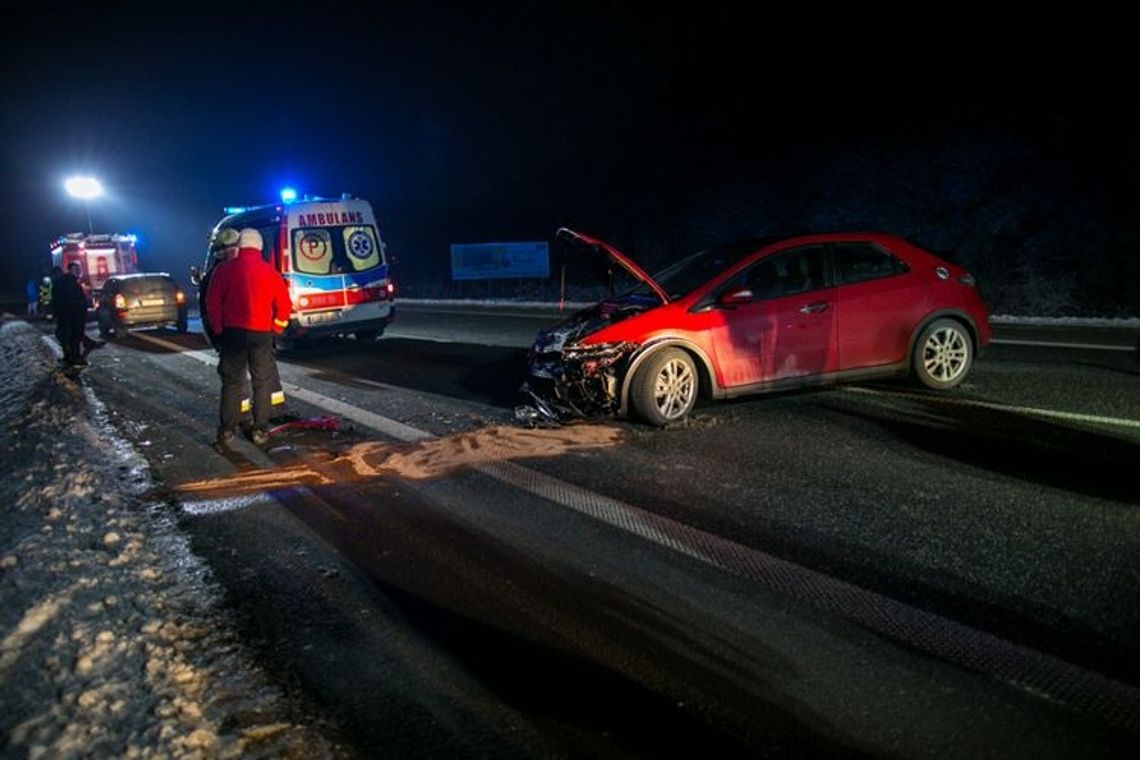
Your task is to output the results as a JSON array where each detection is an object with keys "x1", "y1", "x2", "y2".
[
  {"x1": 238, "y1": 228, "x2": 263, "y2": 252},
  {"x1": 209, "y1": 227, "x2": 240, "y2": 256}
]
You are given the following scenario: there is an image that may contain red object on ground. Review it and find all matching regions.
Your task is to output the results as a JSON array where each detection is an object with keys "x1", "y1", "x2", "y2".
[{"x1": 267, "y1": 415, "x2": 340, "y2": 436}]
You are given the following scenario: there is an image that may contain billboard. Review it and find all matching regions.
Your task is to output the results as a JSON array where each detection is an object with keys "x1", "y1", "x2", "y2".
[{"x1": 450, "y1": 241, "x2": 549, "y2": 280}]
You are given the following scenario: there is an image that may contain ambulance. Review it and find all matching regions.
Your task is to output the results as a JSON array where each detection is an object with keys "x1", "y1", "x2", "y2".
[
  {"x1": 194, "y1": 194, "x2": 396, "y2": 346},
  {"x1": 50, "y1": 232, "x2": 141, "y2": 299}
]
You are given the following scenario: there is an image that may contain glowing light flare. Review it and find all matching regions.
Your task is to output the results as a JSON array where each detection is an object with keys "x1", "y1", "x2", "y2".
[
  {"x1": 280, "y1": 187, "x2": 298, "y2": 203},
  {"x1": 64, "y1": 176, "x2": 104, "y2": 199}
]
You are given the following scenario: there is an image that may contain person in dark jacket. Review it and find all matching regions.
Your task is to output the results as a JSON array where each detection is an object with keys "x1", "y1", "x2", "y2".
[
  {"x1": 51, "y1": 263, "x2": 88, "y2": 366},
  {"x1": 205, "y1": 228, "x2": 291, "y2": 447},
  {"x1": 199, "y1": 227, "x2": 240, "y2": 347}
]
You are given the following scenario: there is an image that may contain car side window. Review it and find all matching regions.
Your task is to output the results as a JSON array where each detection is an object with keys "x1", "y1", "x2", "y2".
[
  {"x1": 743, "y1": 246, "x2": 826, "y2": 299},
  {"x1": 744, "y1": 259, "x2": 781, "y2": 299},
  {"x1": 833, "y1": 243, "x2": 908, "y2": 285}
]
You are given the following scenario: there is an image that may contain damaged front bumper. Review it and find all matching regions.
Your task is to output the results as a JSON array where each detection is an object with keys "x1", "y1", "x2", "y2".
[{"x1": 516, "y1": 342, "x2": 637, "y2": 426}]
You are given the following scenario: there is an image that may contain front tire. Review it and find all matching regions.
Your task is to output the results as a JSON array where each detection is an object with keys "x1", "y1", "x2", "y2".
[
  {"x1": 630, "y1": 348, "x2": 698, "y2": 426},
  {"x1": 913, "y1": 318, "x2": 973, "y2": 389}
]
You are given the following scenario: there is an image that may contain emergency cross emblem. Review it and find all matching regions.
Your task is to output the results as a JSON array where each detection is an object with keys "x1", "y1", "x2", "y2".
[{"x1": 347, "y1": 230, "x2": 373, "y2": 259}]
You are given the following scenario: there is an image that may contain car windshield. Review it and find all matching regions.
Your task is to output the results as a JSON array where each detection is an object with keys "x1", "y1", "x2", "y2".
[{"x1": 626, "y1": 240, "x2": 772, "y2": 301}]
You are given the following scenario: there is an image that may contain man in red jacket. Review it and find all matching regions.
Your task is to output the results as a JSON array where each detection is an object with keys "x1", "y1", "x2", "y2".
[{"x1": 205, "y1": 227, "x2": 291, "y2": 447}]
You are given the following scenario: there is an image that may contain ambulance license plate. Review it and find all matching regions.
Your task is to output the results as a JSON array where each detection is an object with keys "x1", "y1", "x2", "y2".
[{"x1": 303, "y1": 310, "x2": 342, "y2": 326}]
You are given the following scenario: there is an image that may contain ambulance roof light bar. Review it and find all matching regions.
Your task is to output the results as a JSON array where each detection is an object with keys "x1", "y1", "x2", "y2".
[{"x1": 223, "y1": 192, "x2": 356, "y2": 214}]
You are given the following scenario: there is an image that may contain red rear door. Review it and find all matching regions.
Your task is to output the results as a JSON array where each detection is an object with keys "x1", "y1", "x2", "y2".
[{"x1": 831, "y1": 242, "x2": 928, "y2": 370}]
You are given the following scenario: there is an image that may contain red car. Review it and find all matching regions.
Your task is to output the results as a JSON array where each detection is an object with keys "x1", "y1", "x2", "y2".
[{"x1": 523, "y1": 228, "x2": 990, "y2": 426}]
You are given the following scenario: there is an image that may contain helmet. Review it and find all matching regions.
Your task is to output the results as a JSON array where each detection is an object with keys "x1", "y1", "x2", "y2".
[{"x1": 209, "y1": 227, "x2": 240, "y2": 258}]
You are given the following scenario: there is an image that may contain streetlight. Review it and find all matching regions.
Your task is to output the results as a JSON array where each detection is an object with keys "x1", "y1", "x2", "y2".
[{"x1": 64, "y1": 176, "x2": 104, "y2": 233}]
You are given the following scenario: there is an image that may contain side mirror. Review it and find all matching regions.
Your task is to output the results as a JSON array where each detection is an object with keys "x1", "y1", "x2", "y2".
[
  {"x1": 189, "y1": 266, "x2": 200, "y2": 286},
  {"x1": 716, "y1": 287, "x2": 753, "y2": 307}
]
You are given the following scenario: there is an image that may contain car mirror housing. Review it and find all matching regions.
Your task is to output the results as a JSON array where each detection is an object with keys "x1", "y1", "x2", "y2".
[
  {"x1": 189, "y1": 266, "x2": 200, "y2": 286},
  {"x1": 716, "y1": 287, "x2": 753, "y2": 307}
]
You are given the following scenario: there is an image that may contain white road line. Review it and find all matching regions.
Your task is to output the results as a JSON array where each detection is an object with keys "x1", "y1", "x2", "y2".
[
  {"x1": 138, "y1": 329, "x2": 1140, "y2": 434},
  {"x1": 844, "y1": 386, "x2": 1140, "y2": 429},
  {"x1": 990, "y1": 338, "x2": 1136, "y2": 352},
  {"x1": 136, "y1": 332, "x2": 1140, "y2": 432}
]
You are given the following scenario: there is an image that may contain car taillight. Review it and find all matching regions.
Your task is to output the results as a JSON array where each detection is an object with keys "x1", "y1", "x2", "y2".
[
  {"x1": 385, "y1": 281, "x2": 396, "y2": 297},
  {"x1": 297, "y1": 292, "x2": 342, "y2": 309},
  {"x1": 175, "y1": 290, "x2": 186, "y2": 304},
  {"x1": 113, "y1": 294, "x2": 127, "y2": 309}
]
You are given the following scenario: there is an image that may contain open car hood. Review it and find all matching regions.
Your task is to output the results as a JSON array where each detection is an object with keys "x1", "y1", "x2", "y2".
[{"x1": 557, "y1": 228, "x2": 670, "y2": 305}]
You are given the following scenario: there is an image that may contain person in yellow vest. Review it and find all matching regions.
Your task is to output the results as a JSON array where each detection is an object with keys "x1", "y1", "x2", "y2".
[{"x1": 38, "y1": 275, "x2": 53, "y2": 318}]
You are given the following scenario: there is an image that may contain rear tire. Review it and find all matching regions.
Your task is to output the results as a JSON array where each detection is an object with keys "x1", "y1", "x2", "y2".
[
  {"x1": 629, "y1": 348, "x2": 698, "y2": 426},
  {"x1": 912, "y1": 318, "x2": 972, "y2": 389},
  {"x1": 97, "y1": 310, "x2": 112, "y2": 339}
]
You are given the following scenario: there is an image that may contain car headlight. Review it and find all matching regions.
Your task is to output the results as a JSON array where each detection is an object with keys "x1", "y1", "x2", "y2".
[{"x1": 562, "y1": 342, "x2": 631, "y2": 362}]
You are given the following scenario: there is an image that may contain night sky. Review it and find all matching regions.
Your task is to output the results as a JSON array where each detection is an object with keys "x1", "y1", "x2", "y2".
[{"x1": 3, "y1": 3, "x2": 1137, "y2": 302}]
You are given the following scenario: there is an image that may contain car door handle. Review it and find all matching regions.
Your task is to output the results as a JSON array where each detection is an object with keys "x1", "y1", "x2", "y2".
[{"x1": 800, "y1": 301, "x2": 829, "y2": 314}]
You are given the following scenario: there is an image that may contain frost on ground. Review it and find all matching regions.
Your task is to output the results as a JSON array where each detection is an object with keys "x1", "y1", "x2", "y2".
[{"x1": 0, "y1": 317, "x2": 345, "y2": 759}]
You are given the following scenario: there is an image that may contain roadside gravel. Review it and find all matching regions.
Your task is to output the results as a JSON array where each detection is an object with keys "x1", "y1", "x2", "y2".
[{"x1": 0, "y1": 316, "x2": 346, "y2": 759}]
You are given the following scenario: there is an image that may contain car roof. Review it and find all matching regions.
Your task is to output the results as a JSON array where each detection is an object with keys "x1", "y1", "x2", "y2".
[{"x1": 753, "y1": 231, "x2": 908, "y2": 249}]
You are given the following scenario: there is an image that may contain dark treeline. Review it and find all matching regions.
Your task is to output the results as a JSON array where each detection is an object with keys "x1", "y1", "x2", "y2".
[{"x1": 397, "y1": 130, "x2": 1139, "y2": 318}]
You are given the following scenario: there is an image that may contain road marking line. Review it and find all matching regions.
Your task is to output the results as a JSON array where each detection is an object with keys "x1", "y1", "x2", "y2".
[
  {"x1": 472, "y1": 458, "x2": 1140, "y2": 731},
  {"x1": 991, "y1": 338, "x2": 1135, "y2": 352},
  {"x1": 135, "y1": 333, "x2": 433, "y2": 442},
  {"x1": 844, "y1": 387, "x2": 1140, "y2": 429},
  {"x1": 136, "y1": 332, "x2": 1140, "y2": 432}
]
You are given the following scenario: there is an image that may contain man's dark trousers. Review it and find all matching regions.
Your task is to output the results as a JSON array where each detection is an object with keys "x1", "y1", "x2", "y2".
[
  {"x1": 55, "y1": 311, "x2": 84, "y2": 364},
  {"x1": 217, "y1": 328, "x2": 276, "y2": 433}
]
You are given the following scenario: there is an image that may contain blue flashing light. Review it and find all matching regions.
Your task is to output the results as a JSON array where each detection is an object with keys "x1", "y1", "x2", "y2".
[
  {"x1": 224, "y1": 206, "x2": 247, "y2": 215},
  {"x1": 280, "y1": 187, "x2": 298, "y2": 203}
]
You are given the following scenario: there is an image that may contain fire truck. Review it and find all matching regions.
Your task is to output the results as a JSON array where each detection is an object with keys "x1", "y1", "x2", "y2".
[{"x1": 50, "y1": 232, "x2": 141, "y2": 299}]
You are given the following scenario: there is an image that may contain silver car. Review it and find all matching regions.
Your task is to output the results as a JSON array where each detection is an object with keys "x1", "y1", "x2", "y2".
[{"x1": 95, "y1": 273, "x2": 189, "y2": 338}]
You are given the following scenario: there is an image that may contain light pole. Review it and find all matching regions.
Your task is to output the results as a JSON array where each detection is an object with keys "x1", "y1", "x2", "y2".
[{"x1": 64, "y1": 176, "x2": 104, "y2": 233}]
